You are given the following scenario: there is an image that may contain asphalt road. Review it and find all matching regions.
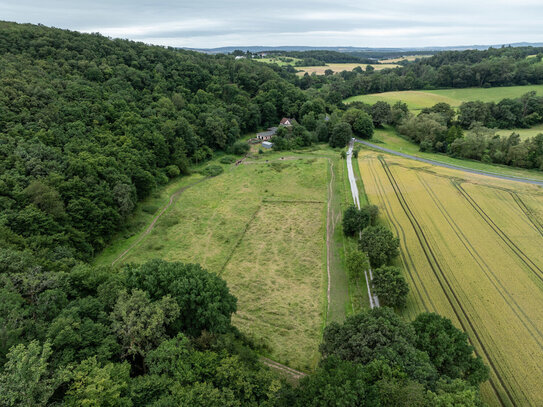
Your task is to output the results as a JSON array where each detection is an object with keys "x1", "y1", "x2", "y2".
[{"x1": 355, "y1": 139, "x2": 543, "y2": 187}]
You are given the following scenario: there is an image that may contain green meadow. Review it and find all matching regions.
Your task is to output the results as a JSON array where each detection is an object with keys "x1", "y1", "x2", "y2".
[
  {"x1": 344, "y1": 84, "x2": 543, "y2": 112},
  {"x1": 94, "y1": 146, "x2": 363, "y2": 371}
]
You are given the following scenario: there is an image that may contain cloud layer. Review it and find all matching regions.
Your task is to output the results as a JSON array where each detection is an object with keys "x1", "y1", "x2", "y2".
[{"x1": 2, "y1": 0, "x2": 542, "y2": 48}]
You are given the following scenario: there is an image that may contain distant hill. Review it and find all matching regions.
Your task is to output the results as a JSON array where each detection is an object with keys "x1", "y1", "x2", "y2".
[{"x1": 187, "y1": 43, "x2": 543, "y2": 55}]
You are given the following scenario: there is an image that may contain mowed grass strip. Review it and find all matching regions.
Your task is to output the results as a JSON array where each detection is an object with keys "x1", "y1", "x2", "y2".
[
  {"x1": 223, "y1": 202, "x2": 325, "y2": 371},
  {"x1": 358, "y1": 150, "x2": 543, "y2": 406}
]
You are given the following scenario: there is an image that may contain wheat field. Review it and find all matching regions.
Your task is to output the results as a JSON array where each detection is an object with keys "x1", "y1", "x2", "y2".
[{"x1": 359, "y1": 150, "x2": 543, "y2": 407}]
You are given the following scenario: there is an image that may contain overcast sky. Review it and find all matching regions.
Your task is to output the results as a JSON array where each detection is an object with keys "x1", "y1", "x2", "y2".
[{"x1": 1, "y1": 0, "x2": 542, "y2": 48}]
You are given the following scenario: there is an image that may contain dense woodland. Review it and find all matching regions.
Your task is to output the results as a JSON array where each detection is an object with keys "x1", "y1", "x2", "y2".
[{"x1": 3, "y1": 21, "x2": 538, "y2": 405}]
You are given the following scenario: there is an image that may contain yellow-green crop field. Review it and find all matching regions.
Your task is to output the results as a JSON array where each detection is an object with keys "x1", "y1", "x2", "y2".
[
  {"x1": 359, "y1": 150, "x2": 543, "y2": 406},
  {"x1": 95, "y1": 154, "x2": 330, "y2": 371}
]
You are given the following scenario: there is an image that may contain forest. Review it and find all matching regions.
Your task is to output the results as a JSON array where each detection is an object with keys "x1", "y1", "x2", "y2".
[
  {"x1": 3, "y1": 21, "x2": 537, "y2": 405},
  {"x1": 0, "y1": 21, "x2": 309, "y2": 272}
]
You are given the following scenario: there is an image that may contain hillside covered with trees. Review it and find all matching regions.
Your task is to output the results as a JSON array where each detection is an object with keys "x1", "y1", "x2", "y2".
[
  {"x1": 0, "y1": 21, "x2": 308, "y2": 271},
  {"x1": 0, "y1": 22, "x2": 494, "y2": 405}
]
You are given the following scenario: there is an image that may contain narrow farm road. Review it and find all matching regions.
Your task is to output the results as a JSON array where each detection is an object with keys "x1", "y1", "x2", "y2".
[
  {"x1": 355, "y1": 139, "x2": 543, "y2": 187},
  {"x1": 347, "y1": 141, "x2": 380, "y2": 309}
]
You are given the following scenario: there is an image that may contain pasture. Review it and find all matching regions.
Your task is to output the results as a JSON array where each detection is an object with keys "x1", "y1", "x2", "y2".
[
  {"x1": 344, "y1": 85, "x2": 543, "y2": 111},
  {"x1": 95, "y1": 150, "x2": 346, "y2": 371},
  {"x1": 358, "y1": 149, "x2": 543, "y2": 406}
]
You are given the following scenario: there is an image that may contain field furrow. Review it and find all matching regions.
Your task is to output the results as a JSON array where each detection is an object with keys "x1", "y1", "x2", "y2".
[{"x1": 358, "y1": 151, "x2": 543, "y2": 407}]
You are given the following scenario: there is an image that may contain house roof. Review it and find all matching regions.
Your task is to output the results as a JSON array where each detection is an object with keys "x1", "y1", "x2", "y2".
[
  {"x1": 257, "y1": 127, "x2": 277, "y2": 137},
  {"x1": 280, "y1": 117, "x2": 292, "y2": 125}
]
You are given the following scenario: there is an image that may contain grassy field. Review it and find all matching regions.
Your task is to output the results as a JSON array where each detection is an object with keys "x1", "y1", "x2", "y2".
[
  {"x1": 359, "y1": 149, "x2": 543, "y2": 406},
  {"x1": 495, "y1": 123, "x2": 543, "y2": 139},
  {"x1": 296, "y1": 63, "x2": 399, "y2": 76},
  {"x1": 344, "y1": 85, "x2": 543, "y2": 112},
  {"x1": 95, "y1": 146, "x2": 360, "y2": 371},
  {"x1": 370, "y1": 127, "x2": 543, "y2": 181}
]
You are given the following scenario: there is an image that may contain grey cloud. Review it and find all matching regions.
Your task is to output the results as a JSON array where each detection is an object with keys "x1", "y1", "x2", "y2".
[{"x1": 1, "y1": 0, "x2": 542, "y2": 47}]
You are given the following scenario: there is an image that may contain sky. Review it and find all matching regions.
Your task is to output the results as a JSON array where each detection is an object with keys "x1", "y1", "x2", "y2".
[{"x1": 1, "y1": 0, "x2": 542, "y2": 49}]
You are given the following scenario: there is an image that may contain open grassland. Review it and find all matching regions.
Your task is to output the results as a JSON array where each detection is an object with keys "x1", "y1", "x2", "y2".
[
  {"x1": 223, "y1": 201, "x2": 325, "y2": 370},
  {"x1": 95, "y1": 150, "x2": 340, "y2": 370},
  {"x1": 495, "y1": 123, "x2": 543, "y2": 139},
  {"x1": 370, "y1": 127, "x2": 543, "y2": 181},
  {"x1": 296, "y1": 63, "x2": 399, "y2": 76},
  {"x1": 344, "y1": 85, "x2": 543, "y2": 111},
  {"x1": 359, "y1": 149, "x2": 543, "y2": 406}
]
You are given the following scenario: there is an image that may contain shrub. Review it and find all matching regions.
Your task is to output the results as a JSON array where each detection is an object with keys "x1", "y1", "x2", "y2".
[
  {"x1": 200, "y1": 165, "x2": 224, "y2": 177},
  {"x1": 219, "y1": 156, "x2": 236, "y2": 164},
  {"x1": 165, "y1": 165, "x2": 181, "y2": 178},
  {"x1": 229, "y1": 140, "x2": 250, "y2": 155}
]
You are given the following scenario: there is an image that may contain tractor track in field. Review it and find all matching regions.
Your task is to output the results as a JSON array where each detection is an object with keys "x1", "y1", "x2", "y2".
[
  {"x1": 378, "y1": 156, "x2": 517, "y2": 407},
  {"x1": 453, "y1": 182, "x2": 543, "y2": 285},
  {"x1": 511, "y1": 192, "x2": 543, "y2": 238},
  {"x1": 365, "y1": 156, "x2": 432, "y2": 313},
  {"x1": 260, "y1": 357, "x2": 307, "y2": 381},
  {"x1": 111, "y1": 177, "x2": 210, "y2": 266},
  {"x1": 417, "y1": 173, "x2": 543, "y2": 350}
]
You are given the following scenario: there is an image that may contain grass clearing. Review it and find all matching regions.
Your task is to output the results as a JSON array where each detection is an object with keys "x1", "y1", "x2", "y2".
[
  {"x1": 224, "y1": 201, "x2": 325, "y2": 371},
  {"x1": 359, "y1": 149, "x2": 543, "y2": 406},
  {"x1": 344, "y1": 85, "x2": 543, "y2": 112},
  {"x1": 95, "y1": 149, "x2": 342, "y2": 371},
  {"x1": 495, "y1": 123, "x2": 543, "y2": 139}
]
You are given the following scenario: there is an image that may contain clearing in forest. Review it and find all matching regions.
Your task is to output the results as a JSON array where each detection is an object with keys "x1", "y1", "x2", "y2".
[
  {"x1": 359, "y1": 150, "x2": 543, "y2": 407},
  {"x1": 95, "y1": 154, "x2": 329, "y2": 371}
]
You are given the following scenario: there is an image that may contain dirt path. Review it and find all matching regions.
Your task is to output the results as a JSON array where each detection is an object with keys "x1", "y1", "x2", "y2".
[
  {"x1": 347, "y1": 141, "x2": 379, "y2": 309},
  {"x1": 111, "y1": 177, "x2": 208, "y2": 266},
  {"x1": 260, "y1": 357, "x2": 307, "y2": 381},
  {"x1": 326, "y1": 158, "x2": 334, "y2": 318}
]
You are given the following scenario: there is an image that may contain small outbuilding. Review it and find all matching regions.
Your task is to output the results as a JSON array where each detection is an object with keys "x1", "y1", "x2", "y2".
[
  {"x1": 262, "y1": 141, "x2": 273, "y2": 149},
  {"x1": 257, "y1": 127, "x2": 277, "y2": 141}
]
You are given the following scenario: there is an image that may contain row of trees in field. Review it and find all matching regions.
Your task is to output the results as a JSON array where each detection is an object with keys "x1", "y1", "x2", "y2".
[
  {"x1": 299, "y1": 46, "x2": 543, "y2": 103},
  {"x1": 343, "y1": 204, "x2": 407, "y2": 308}
]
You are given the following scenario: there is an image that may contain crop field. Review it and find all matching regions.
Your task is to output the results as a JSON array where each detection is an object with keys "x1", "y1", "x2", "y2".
[
  {"x1": 296, "y1": 63, "x2": 399, "y2": 76},
  {"x1": 379, "y1": 54, "x2": 432, "y2": 63},
  {"x1": 359, "y1": 150, "x2": 543, "y2": 406},
  {"x1": 344, "y1": 85, "x2": 543, "y2": 111},
  {"x1": 95, "y1": 153, "x2": 334, "y2": 370}
]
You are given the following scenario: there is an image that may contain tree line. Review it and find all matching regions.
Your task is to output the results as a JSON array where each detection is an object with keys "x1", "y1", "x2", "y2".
[{"x1": 298, "y1": 46, "x2": 543, "y2": 104}]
